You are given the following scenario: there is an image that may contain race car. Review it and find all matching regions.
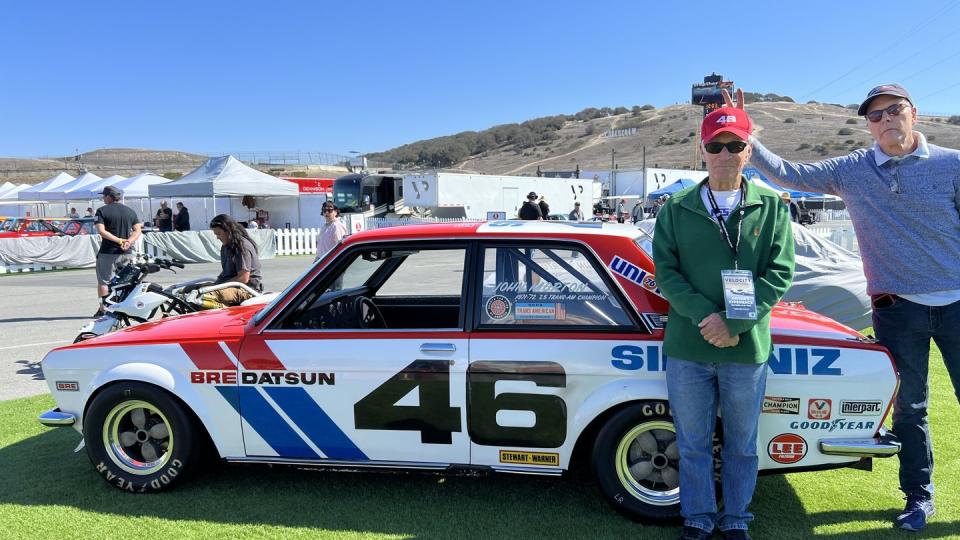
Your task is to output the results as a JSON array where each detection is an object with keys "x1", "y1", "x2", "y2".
[{"x1": 38, "y1": 220, "x2": 900, "y2": 522}]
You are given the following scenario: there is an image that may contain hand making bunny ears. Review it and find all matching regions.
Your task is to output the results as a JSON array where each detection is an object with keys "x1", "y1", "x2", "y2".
[{"x1": 721, "y1": 88, "x2": 746, "y2": 110}]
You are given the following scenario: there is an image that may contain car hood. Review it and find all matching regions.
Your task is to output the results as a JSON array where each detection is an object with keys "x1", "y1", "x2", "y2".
[
  {"x1": 62, "y1": 305, "x2": 264, "y2": 350},
  {"x1": 770, "y1": 303, "x2": 865, "y2": 342}
]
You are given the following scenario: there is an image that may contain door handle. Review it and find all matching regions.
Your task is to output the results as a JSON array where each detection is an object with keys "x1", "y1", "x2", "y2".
[{"x1": 420, "y1": 343, "x2": 456, "y2": 353}]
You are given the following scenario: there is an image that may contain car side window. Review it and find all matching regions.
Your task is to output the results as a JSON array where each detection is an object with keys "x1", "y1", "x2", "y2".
[{"x1": 478, "y1": 245, "x2": 634, "y2": 327}]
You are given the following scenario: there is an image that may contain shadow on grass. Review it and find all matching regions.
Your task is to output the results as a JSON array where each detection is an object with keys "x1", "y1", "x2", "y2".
[{"x1": 3, "y1": 429, "x2": 957, "y2": 539}]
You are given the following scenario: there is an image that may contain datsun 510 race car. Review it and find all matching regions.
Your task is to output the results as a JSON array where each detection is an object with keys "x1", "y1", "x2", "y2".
[{"x1": 38, "y1": 221, "x2": 900, "y2": 521}]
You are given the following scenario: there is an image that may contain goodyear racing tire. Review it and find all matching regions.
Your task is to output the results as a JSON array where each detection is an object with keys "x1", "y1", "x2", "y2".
[
  {"x1": 83, "y1": 382, "x2": 200, "y2": 493},
  {"x1": 592, "y1": 401, "x2": 721, "y2": 523}
]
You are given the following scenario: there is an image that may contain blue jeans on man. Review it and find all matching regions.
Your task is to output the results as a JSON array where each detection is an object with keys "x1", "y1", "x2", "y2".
[
  {"x1": 872, "y1": 296, "x2": 960, "y2": 498},
  {"x1": 666, "y1": 356, "x2": 768, "y2": 533}
]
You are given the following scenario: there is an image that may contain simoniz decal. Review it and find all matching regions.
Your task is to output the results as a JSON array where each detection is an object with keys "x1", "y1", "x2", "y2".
[
  {"x1": 609, "y1": 256, "x2": 665, "y2": 299},
  {"x1": 190, "y1": 371, "x2": 335, "y2": 385}
]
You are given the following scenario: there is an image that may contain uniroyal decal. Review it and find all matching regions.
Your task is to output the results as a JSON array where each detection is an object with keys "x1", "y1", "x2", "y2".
[
  {"x1": 190, "y1": 371, "x2": 335, "y2": 385},
  {"x1": 762, "y1": 396, "x2": 800, "y2": 415},
  {"x1": 807, "y1": 399, "x2": 832, "y2": 420},
  {"x1": 768, "y1": 433, "x2": 807, "y2": 464},
  {"x1": 609, "y1": 255, "x2": 665, "y2": 299}
]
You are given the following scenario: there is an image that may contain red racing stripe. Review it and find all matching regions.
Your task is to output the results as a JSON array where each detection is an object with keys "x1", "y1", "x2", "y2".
[
  {"x1": 181, "y1": 341, "x2": 236, "y2": 370},
  {"x1": 238, "y1": 338, "x2": 286, "y2": 371}
]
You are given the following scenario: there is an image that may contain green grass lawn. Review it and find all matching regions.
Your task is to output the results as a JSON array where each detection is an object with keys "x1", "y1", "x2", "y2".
[{"x1": 2, "y1": 345, "x2": 959, "y2": 539}]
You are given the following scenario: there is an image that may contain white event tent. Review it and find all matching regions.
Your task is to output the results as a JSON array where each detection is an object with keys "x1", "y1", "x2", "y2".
[
  {"x1": 44, "y1": 172, "x2": 104, "y2": 201},
  {"x1": 17, "y1": 173, "x2": 75, "y2": 201},
  {"x1": 149, "y1": 156, "x2": 299, "y2": 228}
]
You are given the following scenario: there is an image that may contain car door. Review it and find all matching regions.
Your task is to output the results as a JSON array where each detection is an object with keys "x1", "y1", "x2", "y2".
[
  {"x1": 237, "y1": 242, "x2": 472, "y2": 465},
  {"x1": 467, "y1": 241, "x2": 657, "y2": 471}
]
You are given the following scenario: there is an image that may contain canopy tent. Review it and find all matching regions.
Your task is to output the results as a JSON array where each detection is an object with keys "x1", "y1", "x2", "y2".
[
  {"x1": 0, "y1": 184, "x2": 31, "y2": 200},
  {"x1": 149, "y1": 155, "x2": 299, "y2": 198},
  {"x1": 44, "y1": 172, "x2": 104, "y2": 200},
  {"x1": 111, "y1": 173, "x2": 171, "y2": 198},
  {"x1": 17, "y1": 173, "x2": 75, "y2": 200},
  {"x1": 0, "y1": 182, "x2": 18, "y2": 198},
  {"x1": 647, "y1": 178, "x2": 698, "y2": 200},
  {"x1": 71, "y1": 175, "x2": 127, "y2": 200},
  {"x1": 743, "y1": 167, "x2": 838, "y2": 201}
]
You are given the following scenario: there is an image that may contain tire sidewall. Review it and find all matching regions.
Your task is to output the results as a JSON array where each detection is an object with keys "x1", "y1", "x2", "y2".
[{"x1": 83, "y1": 382, "x2": 196, "y2": 493}]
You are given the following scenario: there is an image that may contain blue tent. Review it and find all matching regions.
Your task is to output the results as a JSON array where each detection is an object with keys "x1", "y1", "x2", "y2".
[
  {"x1": 648, "y1": 178, "x2": 698, "y2": 199},
  {"x1": 743, "y1": 167, "x2": 829, "y2": 199}
]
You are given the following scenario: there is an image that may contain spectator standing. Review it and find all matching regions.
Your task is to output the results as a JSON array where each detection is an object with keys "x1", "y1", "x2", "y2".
[
  {"x1": 538, "y1": 196, "x2": 550, "y2": 220},
  {"x1": 616, "y1": 198, "x2": 626, "y2": 223},
  {"x1": 653, "y1": 106, "x2": 794, "y2": 540},
  {"x1": 739, "y1": 83, "x2": 960, "y2": 532},
  {"x1": 85, "y1": 207, "x2": 94, "y2": 217},
  {"x1": 205, "y1": 214, "x2": 262, "y2": 307},
  {"x1": 174, "y1": 202, "x2": 190, "y2": 231},
  {"x1": 315, "y1": 202, "x2": 348, "y2": 261},
  {"x1": 155, "y1": 201, "x2": 173, "y2": 232},
  {"x1": 518, "y1": 192, "x2": 543, "y2": 220},
  {"x1": 780, "y1": 193, "x2": 800, "y2": 223},
  {"x1": 94, "y1": 186, "x2": 142, "y2": 315},
  {"x1": 68, "y1": 207, "x2": 80, "y2": 219},
  {"x1": 631, "y1": 200, "x2": 644, "y2": 224},
  {"x1": 568, "y1": 201, "x2": 584, "y2": 221}
]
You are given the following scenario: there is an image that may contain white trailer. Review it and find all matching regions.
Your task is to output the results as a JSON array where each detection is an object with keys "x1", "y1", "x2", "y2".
[{"x1": 402, "y1": 172, "x2": 596, "y2": 219}]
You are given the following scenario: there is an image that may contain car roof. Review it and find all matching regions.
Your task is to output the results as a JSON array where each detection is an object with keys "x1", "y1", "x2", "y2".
[{"x1": 343, "y1": 220, "x2": 645, "y2": 245}]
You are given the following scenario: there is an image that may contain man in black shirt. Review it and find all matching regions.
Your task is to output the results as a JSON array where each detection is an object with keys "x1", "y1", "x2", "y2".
[
  {"x1": 174, "y1": 202, "x2": 191, "y2": 231},
  {"x1": 518, "y1": 191, "x2": 543, "y2": 220},
  {"x1": 155, "y1": 201, "x2": 173, "y2": 232},
  {"x1": 94, "y1": 185, "x2": 141, "y2": 313}
]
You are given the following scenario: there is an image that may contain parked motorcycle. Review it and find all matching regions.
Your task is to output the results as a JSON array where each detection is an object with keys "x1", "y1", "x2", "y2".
[{"x1": 74, "y1": 256, "x2": 262, "y2": 342}]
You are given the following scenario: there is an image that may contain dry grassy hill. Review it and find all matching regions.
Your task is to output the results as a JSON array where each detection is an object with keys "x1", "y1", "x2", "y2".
[{"x1": 449, "y1": 102, "x2": 960, "y2": 175}]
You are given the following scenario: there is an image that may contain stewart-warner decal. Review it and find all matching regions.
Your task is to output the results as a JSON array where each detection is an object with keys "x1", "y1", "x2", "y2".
[{"x1": 609, "y1": 255, "x2": 665, "y2": 299}]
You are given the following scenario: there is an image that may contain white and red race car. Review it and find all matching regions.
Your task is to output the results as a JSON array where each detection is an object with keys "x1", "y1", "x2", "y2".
[{"x1": 39, "y1": 221, "x2": 899, "y2": 521}]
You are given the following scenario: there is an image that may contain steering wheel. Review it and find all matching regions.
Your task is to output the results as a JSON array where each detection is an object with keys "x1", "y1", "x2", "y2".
[{"x1": 354, "y1": 297, "x2": 386, "y2": 329}]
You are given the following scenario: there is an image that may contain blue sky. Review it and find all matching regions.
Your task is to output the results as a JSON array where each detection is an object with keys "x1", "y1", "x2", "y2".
[{"x1": 2, "y1": 0, "x2": 959, "y2": 157}]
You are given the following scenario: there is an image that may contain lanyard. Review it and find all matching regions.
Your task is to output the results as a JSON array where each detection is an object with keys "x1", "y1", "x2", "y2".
[{"x1": 705, "y1": 183, "x2": 745, "y2": 270}]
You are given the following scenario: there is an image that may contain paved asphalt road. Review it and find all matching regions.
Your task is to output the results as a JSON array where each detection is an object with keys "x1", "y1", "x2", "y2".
[{"x1": 0, "y1": 256, "x2": 314, "y2": 401}]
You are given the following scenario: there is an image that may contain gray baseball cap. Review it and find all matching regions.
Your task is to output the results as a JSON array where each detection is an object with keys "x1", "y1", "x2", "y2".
[
  {"x1": 98, "y1": 185, "x2": 122, "y2": 198},
  {"x1": 858, "y1": 83, "x2": 912, "y2": 116}
]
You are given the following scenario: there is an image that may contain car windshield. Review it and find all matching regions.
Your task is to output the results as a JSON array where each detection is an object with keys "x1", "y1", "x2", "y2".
[{"x1": 633, "y1": 225, "x2": 655, "y2": 258}]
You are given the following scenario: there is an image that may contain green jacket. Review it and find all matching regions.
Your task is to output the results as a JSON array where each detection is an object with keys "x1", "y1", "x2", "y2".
[{"x1": 652, "y1": 177, "x2": 795, "y2": 364}]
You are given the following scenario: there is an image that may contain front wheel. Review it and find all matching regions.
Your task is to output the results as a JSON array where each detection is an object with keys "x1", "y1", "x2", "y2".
[
  {"x1": 83, "y1": 382, "x2": 201, "y2": 492},
  {"x1": 592, "y1": 401, "x2": 721, "y2": 522}
]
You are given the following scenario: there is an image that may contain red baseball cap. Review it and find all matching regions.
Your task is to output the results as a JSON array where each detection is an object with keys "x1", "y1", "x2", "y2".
[{"x1": 701, "y1": 107, "x2": 753, "y2": 143}]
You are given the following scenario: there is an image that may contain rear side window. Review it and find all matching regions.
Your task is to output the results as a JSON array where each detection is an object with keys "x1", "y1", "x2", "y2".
[{"x1": 478, "y1": 245, "x2": 634, "y2": 327}]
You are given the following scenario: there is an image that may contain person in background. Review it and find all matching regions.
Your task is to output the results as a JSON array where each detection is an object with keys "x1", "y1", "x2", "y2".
[
  {"x1": 631, "y1": 200, "x2": 644, "y2": 224},
  {"x1": 316, "y1": 202, "x2": 348, "y2": 261},
  {"x1": 616, "y1": 198, "x2": 626, "y2": 223},
  {"x1": 85, "y1": 207, "x2": 94, "y2": 217},
  {"x1": 780, "y1": 192, "x2": 800, "y2": 223},
  {"x1": 174, "y1": 202, "x2": 190, "y2": 231},
  {"x1": 737, "y1": 83, "x2": 960, "y2": 532},
  {"x1": 653, "y1": 106, "x2": 794, "y2": 540},
  {"x1": 538, "y1": 196, "x2": 550, "y2": 220},
  {"x1": 94, "y1": 186, "x2": 142, "y2": 315},
  {"x1": 68, "y1": 207, "x2": 80, "y2": 219},
  {"x1": 568, "y1": 201, "x2": 584, "y2": 221},
  {"x1": 205, "y1": 214, "x2": 262, "y2": 307},
  {"x1": 518, "y1": 191, "x2": 543, "y2": 220},
  {"x1": 155, "y1": 201, "x2": 173, "y2": 232}
]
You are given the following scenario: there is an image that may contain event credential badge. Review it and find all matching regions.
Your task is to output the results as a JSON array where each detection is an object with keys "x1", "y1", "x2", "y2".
[{"x1": 721, "y1": 269, "x2": 757, "y2": 320}]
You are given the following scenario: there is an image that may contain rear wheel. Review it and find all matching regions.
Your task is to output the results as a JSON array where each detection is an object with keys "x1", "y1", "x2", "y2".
[
  {"x1": 83, "y1": 382, "x2": 201, "y2": 492},
  {"x1": 593, "y1": 401, "x2": 721, "y2": 522}
]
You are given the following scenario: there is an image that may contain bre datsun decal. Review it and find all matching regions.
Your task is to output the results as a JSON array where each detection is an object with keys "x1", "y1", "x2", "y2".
[
  {"x1": 609, "y1": 255, "x2": 665, "y2": 299},
  {"x1": 191, "y1": 371, "x2": 335, "y2": 385}
]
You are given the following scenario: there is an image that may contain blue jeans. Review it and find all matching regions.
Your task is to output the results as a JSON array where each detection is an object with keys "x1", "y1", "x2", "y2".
[
  {"x1": 873, "y1": 296, "x2": 960, "y2": 498},
  {"x1": 666, "y1": 356, "x2": 768, "y2": 532}
]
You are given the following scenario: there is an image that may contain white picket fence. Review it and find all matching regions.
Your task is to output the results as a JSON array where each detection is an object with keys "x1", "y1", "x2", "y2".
[
  {"x1": 809, "y1": 224, "x2": 859, "y2": 253},
  {"x1": 275, "y1": 228, "x2": 319, "y2": 256}
]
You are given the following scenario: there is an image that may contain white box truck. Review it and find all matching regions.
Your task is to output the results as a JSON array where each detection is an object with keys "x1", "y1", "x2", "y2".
[{"x1": 403, "y1": 172, "x2": 596, "y2": 219}]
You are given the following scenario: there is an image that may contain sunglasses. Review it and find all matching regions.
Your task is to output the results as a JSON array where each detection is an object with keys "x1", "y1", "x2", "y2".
[
  {"x1": 865, "y1": 102, "x2": 911, "y2": 123},
  {"x1": 322, "y1": 207, "x2": 336, "y2": 213},
  {"x1": 704, "y1": 140, "x2": 748, "y2": 154}
]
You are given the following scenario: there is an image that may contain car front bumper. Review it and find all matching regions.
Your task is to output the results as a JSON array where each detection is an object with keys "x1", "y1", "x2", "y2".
[{"x1": 819, "y1": 429, "x2": 900, "y2": 458}]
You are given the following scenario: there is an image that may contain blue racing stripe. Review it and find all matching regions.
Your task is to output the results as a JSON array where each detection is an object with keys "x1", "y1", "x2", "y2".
[
  {"x1": 216, "y1": 386, "x2": 240, "y2": 412},
  {"x1": 264, "y1": 387, "x2": 369, "y2": 461},
  {"x1": 236, "y1": 386, "x2": 319, "y2": 458}
]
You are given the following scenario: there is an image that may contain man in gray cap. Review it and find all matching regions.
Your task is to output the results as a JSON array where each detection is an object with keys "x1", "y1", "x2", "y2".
[
  {"x1": 94, "y1": 185, "x2": 142, "y2": 315},
  {"x1": 518, "y1": 191, "x2": 543, "y2": 220},
  {"x1": 729, "y1": 84, "x2": 960, "y2": 532}
]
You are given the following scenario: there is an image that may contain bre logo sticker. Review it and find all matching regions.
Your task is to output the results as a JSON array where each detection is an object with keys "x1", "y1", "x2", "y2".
[
  {"x1": 808, "y1": 399, "x2": 832, "y2": 420},
  {"x1": 762, "y1": 396, "x2": 800, "y2": 415},
  {"x1": 768, "y1": 433, "x2": 807, "y2": 464},
  {"x1": 485, "y1": 295, "x2": 512, "y2": 320},
  {"x1": 56, "y1": 381, "x2": 79, "y2": 391}
]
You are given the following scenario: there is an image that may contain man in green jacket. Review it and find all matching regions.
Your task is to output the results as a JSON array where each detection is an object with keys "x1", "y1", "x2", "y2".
[{"x1": 653, "y1": 106, "x2": 795, "y2": 540}]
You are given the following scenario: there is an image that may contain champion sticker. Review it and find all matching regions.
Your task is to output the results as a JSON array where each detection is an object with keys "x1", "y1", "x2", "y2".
[
  {"x1": 485, "y1": 295, "x2": 512, "y2": 320},
  {"x1": 768, "y1": 433, "x2": 807, "y2": 464}
]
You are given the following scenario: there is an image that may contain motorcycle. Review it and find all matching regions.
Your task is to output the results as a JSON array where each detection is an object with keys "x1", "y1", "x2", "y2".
[{"x1": 74, "y1": 256, "x2": 263, "y2": 342}]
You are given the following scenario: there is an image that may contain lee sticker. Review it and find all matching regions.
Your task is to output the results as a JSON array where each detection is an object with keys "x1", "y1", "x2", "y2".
[
  {"x1": 768, "y1": 433, "x2": 807, "y2": 464},
  {"x1": 808, "y1": 399, "x2": 832, "y2": 420},
  {"x1": 762, "y1": 396, "x2": 800, "y2": 415},
  {"x1": 499, "y1": 450, "x2": 559, "y2": 466},
  {"x1": 485, "y1": 295, "x2": 512, "y2": 320},
  {"x1": 515, "y1": 302, "x2": 566, "y2": 320}
]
